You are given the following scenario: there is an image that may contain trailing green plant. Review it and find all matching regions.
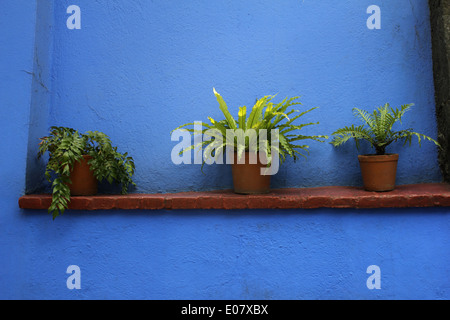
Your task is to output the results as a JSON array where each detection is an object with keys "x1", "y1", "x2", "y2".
[
  {"x1": 330, "y1": 103, "x2": 440, "y2": 155},
  {"x1": 38, "y1": 126, "x2": 136, "y2": 219},
  {"x1": 172, "y1": 88, "x2": 328, "y2": 168}
]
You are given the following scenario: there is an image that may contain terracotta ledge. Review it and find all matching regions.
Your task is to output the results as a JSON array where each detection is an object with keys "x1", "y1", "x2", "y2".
[{"x1": 18, "y1": 183, "x2": 450, "y2": 211}]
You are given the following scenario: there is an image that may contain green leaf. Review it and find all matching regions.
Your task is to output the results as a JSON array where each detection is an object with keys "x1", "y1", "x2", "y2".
[
  {"x1": 172, "y1": 91, "x2": 326, "y2": 169},
  {"x1": 238, "y1": 106, "x2": 247, "y2": 130},
  {"x1": 38, "y1": 126, "x2": 136, "y2": 219},
  {"x1": 213, "y1": 88, "x2": 237, "y2": 130},
  {"x1": 332, "y1": 103, "x2": 439, "y2": 154},
  {"x1": 246, "y1": 96, "x2": 268, "y2": 129}
]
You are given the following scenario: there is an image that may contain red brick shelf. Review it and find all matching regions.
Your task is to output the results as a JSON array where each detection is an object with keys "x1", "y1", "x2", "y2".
[{"x1": 18, "y1": 183, "x2": 450, "y2": 211}]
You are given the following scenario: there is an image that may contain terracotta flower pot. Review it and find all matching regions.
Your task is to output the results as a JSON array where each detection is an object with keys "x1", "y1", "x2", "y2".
[
  {"x1": 231, "y1": 152, "x2": 271, "y2": 194},
  {"x1": 69, "y1": 155, "x2": 98, "y2": 196},
  {"x1": 358, "y1": 153, "x2": 399, "y2": 192}
]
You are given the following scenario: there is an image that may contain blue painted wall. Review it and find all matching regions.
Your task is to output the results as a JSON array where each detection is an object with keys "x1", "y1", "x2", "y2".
[
  {"x1": 1, "y1": 0, "x2": 449, "y2": 300},
  {"x1": 0, "y1": 0, "x2": 37, "y2": 298},
  {"x1": 8, "y1": 208, "x2": 450, "y2": 300},
  {"x1": 45, "y1": 0, "x2": 441, "y2": 193}
]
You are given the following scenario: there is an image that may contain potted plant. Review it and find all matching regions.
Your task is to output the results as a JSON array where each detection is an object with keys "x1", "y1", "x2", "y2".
[
  {"x1": 38, "y1": 126, "x2": 136, "y2": 219},
  {"x1": 330, "y1": 103, "x2": 440, "y2": 192},
  {"x1": 172, "y1": 88, "x2": 328, "y2": 194}
]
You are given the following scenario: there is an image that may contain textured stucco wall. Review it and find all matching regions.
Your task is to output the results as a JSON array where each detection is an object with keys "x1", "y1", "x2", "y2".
[
  {"x1": 5, "y1": 208, "x2": 450, "y2": 300},
  {"x1": 0, "y1": 0, "x2": 449, "y2": 300},
  {"x1": 25, "y1": 0, "x2": 54, "y2": 194},
  {"x1": 35, "y1": 0, "x2": 441, "y2": 194},
  {"x1": 0, "y1": 0, "x2": 37, "y2": 298}
]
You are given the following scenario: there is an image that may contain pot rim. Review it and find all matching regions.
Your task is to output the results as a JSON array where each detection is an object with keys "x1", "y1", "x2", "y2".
[{"x1": 358, "y1": 153, "x2": 399, "y2": 162}]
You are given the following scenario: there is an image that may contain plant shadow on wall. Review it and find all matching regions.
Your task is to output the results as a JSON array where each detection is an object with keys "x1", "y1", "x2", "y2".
[
  {"x1": 330, "y1": 103, "x2": 440, "y2": 192},
  {"x1": 38, "y1": 127, "x2": 136, "y2": 219},
  {"x1": 171, "y1": 88, "x2": 328, "y2": 194}
]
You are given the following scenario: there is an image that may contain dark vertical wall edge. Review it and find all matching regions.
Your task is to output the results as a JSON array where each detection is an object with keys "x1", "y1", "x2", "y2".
[
  {"x1": 429, "y1": 0, "x2": 450, "y2": 182},
  {"x1": 25, "y1": 0, "x2": 54, "y2": 194}
]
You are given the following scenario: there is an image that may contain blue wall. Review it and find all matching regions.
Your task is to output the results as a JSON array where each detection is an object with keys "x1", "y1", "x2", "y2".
[
  {"x1": 1, "y1": 0, "x2": 449, "y2": 300},
  {"x1": 8, "y1": 208, "x2": 450, "y2": 300},
  {"x1": 45, "y1": 0, "x2": 441, "y2": 193},
  {"x1": 0, "y1": 0, "x2": 37, "y2": 298}
]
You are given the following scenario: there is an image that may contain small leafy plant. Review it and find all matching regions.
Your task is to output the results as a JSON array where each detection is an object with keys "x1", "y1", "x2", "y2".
[
  {"x1": 172, "y1": 88, "x2": 328, "y2": 167},
  {"x1": 330, "y1": 103, "x2": 440, "y2": 154},
  {"x1": 38, "y1": 126, "x2": 136, "y2": 219}
]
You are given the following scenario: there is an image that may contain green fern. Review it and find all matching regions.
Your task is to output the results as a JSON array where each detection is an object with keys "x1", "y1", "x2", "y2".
[
  {"x1": 38, "y1": 127, "x2": 136, "y2": 219},
  {"x1": 172, "y1": 88, "x2": 328, "y2": 169},
  {"x1": 331, "y1": 103, "x2": 440, "y2": 155}
]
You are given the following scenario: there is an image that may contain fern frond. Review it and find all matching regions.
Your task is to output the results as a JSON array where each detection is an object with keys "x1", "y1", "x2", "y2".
[
  {"x1": 238, "y1": 106, "x2": 247, "y2": 130},
  {"x1": 170, "y1": 121, "x2": 212, "y2": 134},
  {"x1": 353, "y1": 108, "x2": 375, "y2": 134},
  {"x1": 391, "y1": 103, "x2": 414, "y2": 125},
  {"x1": 332, "y1": 103, "x2": 438, "y2": 154},
  {"x1": 213, "y1": 88, "x2": 237, "y2": 130},
  {"x1": 331, "y1": 125, "x2": 374, "y2": 147}
]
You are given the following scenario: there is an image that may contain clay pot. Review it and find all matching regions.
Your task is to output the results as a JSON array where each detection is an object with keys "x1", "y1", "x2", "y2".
[
  {"x1": 69, "y1": 155, "x2": 98, "y2": 196},
  {"x1": 358, "y1": 154, "x2": 399, "y2": 192},
  {"x1": 231, "y1": 152, "x2": 271, "y2": 194}
]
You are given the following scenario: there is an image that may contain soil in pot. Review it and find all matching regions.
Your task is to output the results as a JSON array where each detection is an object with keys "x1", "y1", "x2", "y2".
[
  {"x1": 69, "y1": 155, "x2": 98, "y2": 196},
  {"x1": 358, "y1": 153, "x2": 399, "y2": 192},
  {"x1": 231, "y1": 151, "x2": 271, "y2": 194}
]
